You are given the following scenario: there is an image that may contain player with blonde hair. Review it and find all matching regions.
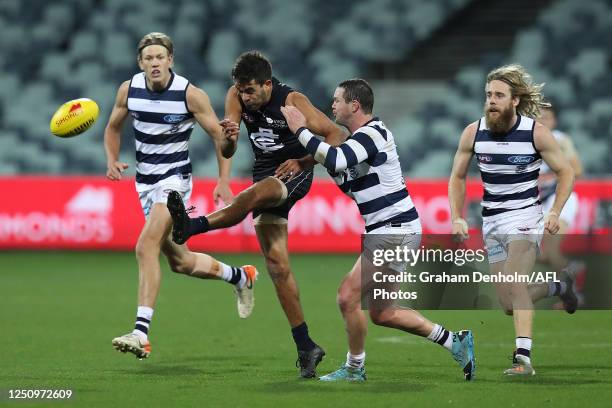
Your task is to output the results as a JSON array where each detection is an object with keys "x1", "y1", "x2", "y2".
[
  {"x1": 449, "y1": 64, "x2": 577, "y2": 376},
  {"x1": 105, "y1": 32, "x2": 258, "y2": 359}
]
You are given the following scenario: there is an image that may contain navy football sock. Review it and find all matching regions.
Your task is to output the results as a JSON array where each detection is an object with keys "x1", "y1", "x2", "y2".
[
  {"x1": 291, "y1": 322, "x2": 317, "y2": 351},
  {"x1": 188, "y1": 216, "x2": 210, "y2": 235}
]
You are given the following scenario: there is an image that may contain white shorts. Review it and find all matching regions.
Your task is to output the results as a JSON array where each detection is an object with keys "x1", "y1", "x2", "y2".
[
  {"x1": 138, "y1": 175, "x2": 192, "y2": 217},
  {"x1": 482, "y1": 206, "x2": 544, "y2": 264},
  {"x1": 365, "y1": 219, "x2": 422, "y2": 272},
  {"x1": 542, "y1": 191, "x2": 578, "y2": 226}
]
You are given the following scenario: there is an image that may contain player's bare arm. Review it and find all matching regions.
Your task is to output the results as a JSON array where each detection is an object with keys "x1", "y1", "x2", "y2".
[
  {"x1": 534, "y1": 123, "x2": 575, "y2": 234},
  {"x1": 558, "y1": 135, "x2": 583, "y2": 177},
  {"x1": 448, "y1": 122, "x2": 478, "y2": 239},
  {"x1": 283, "y1": 105, "x2": 395, "y2": 176},
  {"x1": 287, "y1": 92, "x2": 345, "y2": 146},
  {"x1": 104, "y1": 80, "x2": 130, "y2": 181},
  {"x1": 276, "y1": 92, "x2": 346, "y2": 180},
  {"x1": 187, "y1": 85, "x2": 235, "y2": 159},
  {"x1": 219, "y1": 86, "x2": 242, "y2": 143},
  {"x1": 186, "y1": 84, "x2": 234, "y2": 205}
]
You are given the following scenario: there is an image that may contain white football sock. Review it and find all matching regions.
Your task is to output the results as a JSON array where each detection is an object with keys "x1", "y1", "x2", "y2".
[{"x1": 346, "y1": 351, "x2": 366, "y2": 369}]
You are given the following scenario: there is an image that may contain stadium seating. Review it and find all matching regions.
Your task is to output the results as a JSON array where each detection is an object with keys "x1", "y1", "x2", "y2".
[
  {"x1": 0, "y1": 0, "x2": 609, "y2": 176},
  {"x1": 389, "y1": 0, "x2": 612, "y2": 176}
]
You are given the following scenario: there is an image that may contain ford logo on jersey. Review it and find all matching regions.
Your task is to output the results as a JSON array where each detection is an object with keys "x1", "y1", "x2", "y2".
[
  {"x1": 508, "y1": 155, "x2": 534, "y2": 164},
  {"x1": 163, "y1": 114, "x2": 186, "y2": 123}
]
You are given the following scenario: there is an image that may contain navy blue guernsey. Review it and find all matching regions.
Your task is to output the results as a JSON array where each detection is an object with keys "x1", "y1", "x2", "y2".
[
  {"x1": 239, "y1": 78, "x2": 309, "y2": 176},
  {"x1": 473, "y1": 115, "x2": 542, "y2": 217},
  {"x1": 127, "y1": 71, "x2": 195, "y2": 191}
]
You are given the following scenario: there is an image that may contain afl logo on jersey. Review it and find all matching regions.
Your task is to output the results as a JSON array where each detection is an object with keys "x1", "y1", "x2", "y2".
[
  {"x1": 477, "y1": 154, "x2": 493, "y2": 162},
  {"x1": 164, "y1": 114, "x2": 187, "y2": 124},
  {"x1": 508, "y1": 155, "x2": 534, "y2": 164}
]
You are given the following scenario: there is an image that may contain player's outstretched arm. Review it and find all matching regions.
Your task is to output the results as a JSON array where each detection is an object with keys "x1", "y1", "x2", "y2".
[
  {"x1": 188, "y1": 85, "x2": 236, "y2": 159},
  {"x1": 448, "y1": 122, "x2": 477, "y2": 239},
  {"x1": 534, "y1": 123, "x2": 575, "y2": 234},
  {"x1": 223, "y1": 86, "x2": 243, "y2": 126},
  {"x1": 281, "y1": 105, "x2": 378, "y2": 173},
  {"x1": 104, "y1": 81, "x2": 130, "y2": 181},
  {"x1": 275, "y1": 93, "x2": 347, "y2": 180},
  {"x1": 187, "y1": 84, "x2": 234, "y2": 205},
  {"x1": 287, "y1": 92, "x2": 346, "y2": 146}
]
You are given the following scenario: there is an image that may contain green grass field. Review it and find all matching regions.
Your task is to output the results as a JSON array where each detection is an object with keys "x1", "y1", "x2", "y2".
[{"x1": 1, "y1": 251, "x2": 611, "y2": 407}]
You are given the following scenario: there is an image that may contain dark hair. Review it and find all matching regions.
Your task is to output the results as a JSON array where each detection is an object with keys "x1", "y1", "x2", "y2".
[
  {"x1": 231, "y1": 51, "x2": 272, "y2": 85},
  {"x1": 137, "y1": 32, "x2": 173, "y2": 58},
  {"x1": 338, "y1": 78, "x2": 374, "y2": 114}
]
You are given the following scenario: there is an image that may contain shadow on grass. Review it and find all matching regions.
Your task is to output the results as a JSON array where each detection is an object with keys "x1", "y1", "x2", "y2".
[
  {"x1": 476, "y1": 376, "x2": 609, "y2": 386},
  {"x1": 254, "y1": 379, "x2": 432, "y2": 394}
]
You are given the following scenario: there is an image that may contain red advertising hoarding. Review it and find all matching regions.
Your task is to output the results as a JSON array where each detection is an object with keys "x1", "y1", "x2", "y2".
[{"x1": 0, "y1": 177, "x2": 610, "y2": 252}]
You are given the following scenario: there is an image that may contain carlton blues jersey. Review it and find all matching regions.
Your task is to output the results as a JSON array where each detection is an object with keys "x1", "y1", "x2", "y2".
[
  {"x1": 474, "y1": 115, "x2": 542, "y2": 217},
  {"x1": 239, "y1": 78, "x2": 309, "y2": 173},
  {"x1": 127, "y1": 71, "x2": 194, "y2": 192}
]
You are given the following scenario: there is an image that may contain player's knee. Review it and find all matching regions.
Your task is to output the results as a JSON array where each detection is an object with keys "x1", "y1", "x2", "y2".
[
  {"x1": 499, "y1": 300, "x2": 514, "y2": 315},
  {"x1": 167, "y1": 255, "x2": 191, "y2": 275},
  {"x1": 235, "y1": 188, "x2": 265, "y2": 210},
  {"x1": 337, "y1": 289, "x2": 358, "y2": 314},
  {"x1": 135, "y1": 237, "x2": 158, "y2": 260},
  {"x1": 369, "y1": 309, "x2": 394, "y2": 327},
  {"x1": 266, "y1": 258, "x2": 290, "y2": 284}
]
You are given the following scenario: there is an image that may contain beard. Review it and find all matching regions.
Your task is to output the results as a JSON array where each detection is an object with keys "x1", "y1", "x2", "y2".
[{"x1": 484, "y1": 105, "x2": 515, "y2": 134}]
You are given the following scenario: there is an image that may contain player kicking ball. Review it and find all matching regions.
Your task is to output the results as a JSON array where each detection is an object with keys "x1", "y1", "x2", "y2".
[{"x1": 280, "y1": 79, "x2": 475, "y2": 382}]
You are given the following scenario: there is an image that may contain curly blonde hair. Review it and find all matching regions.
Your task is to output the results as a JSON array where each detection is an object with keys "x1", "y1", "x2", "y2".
[{"x1": 486, "y1": 64, "x2": 550, "y2": 118}]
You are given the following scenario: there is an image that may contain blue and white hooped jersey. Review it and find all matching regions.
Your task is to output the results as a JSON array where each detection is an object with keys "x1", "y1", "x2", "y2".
[
  {"x1": 127, "y1": 71, "x2": 195, "y2": 192},
  {"x1": 474, "y1": 115, "x2": 542, "y2": 217},
  {"x1": 297, "y1": 118, "x2": 418, "y2": 232}
]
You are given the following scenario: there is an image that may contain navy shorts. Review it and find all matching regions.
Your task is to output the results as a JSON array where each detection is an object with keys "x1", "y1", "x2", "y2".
[{"x1": 252, "y1": 161, "x2": 313, "y2": 220}]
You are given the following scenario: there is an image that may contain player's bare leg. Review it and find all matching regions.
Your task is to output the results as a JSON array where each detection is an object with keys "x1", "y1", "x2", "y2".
[
  {"x1": 134, "y1": 204, "x2": 173, "y2": 307},
  {"x1": 162, "y1": 238, "x2": 258, "y2": 318},
  {"x1": 113, "y1": 205, "x2": 259, "y2": 359},
  {"x1": 536, "y1": 220, "x2": 582, "y2": 311},
  {"x1": 321, "y1": 257, "x2": 475, "y2": 382},
  {"x1": 499, "y1": 240, "x2": 537, "y2": 376},
  {"x1": 336, "y1": 259, "x2": 369, "y2": 357},
  {"x1": 168, "y1": 177, "x2": 285, "y2": 244},
  {"x1": 112, "y1": 203, "x2": 169, "y2": 359},
  {"x1": 540, "y1": 221, "x2": 570, "y2": 273},
  {"x1": 255, "y1": 221, "x2": 325, "y2": 378}
]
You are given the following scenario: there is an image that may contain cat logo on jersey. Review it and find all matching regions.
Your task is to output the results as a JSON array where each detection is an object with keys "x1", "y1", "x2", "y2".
[{"x1": 250, "y1": 127, "x2": 284, "y2": 152}]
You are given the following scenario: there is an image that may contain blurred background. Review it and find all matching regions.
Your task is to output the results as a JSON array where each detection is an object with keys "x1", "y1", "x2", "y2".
[{"x1": 0, "y1": 0, "x2": 611, "y2": 250}]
